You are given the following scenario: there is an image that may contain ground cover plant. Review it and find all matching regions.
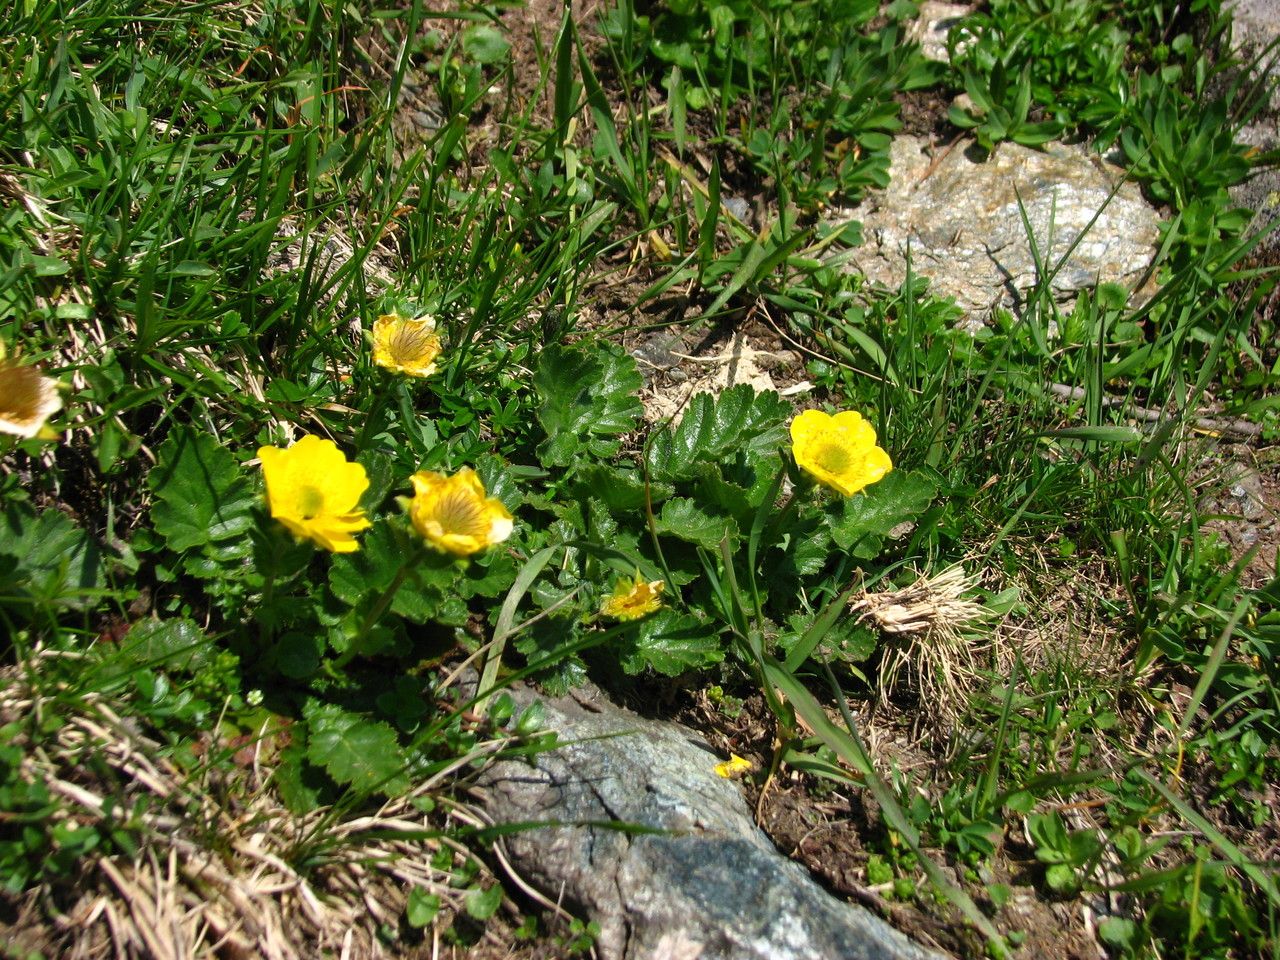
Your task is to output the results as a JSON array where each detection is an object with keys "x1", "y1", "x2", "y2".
[{"x1": 1, "y1": 0, "x2": 1278, "y2": 957}]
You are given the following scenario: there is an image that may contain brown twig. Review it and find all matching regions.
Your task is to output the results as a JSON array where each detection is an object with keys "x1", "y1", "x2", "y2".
[
  {"x1": 1046, "y1": 383, "x2": 1263, "y2": 440},
  {"x1": 917, "y1": 132, "x2": 968, "y2": 186}
]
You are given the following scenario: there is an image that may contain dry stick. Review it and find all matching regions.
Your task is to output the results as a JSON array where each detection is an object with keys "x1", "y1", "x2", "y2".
[
  {"x1": 916, "y1": 132, "x2": 968, "y2": 186},
  {"x1": 1046, "y1": 382, "x2": 1263, "y2": 440}
]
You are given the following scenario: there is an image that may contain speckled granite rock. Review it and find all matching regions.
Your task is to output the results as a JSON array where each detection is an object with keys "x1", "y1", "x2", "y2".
[
  {"x1": 835, "y1": 135, "x2": 1161, "y2": 318},
  {"x1": 476, "y1": 683, "x2": 944, "y2": 960}
]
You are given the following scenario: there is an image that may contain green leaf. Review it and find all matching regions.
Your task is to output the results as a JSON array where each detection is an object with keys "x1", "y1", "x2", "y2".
[
  {"x1": 534, "y1": 345, "x2": 643, "y2": 467},
  {"x1": 620, "y1": 610, "x2": 724, "y2": 675},
  {"x1": 356, "y1": 449, "x2": 397, "y2": 512},
  {"x1": 303, "y1": 702, "x2": 410, "y2": 796},
  {"x1": 118, "y1": 618, "x2": 213, "y2": 672},
  {"x1": 274, "y1": 631, "x2": 323, "y2": 679},
  {"x1": 465, "y1": 883, "x2": 503, "y2": 920},
  {"x1": 571, "y1": 464, "x2": 657, "y2": 513},
  {"x1": 1045, "y1": 864, "x2": 1079, "y2": 893},
  {"x1": 329, "y1": 519, "x2": 459, "y2": 622},
  {"x1": 513, "y1": 614, "x2": 589, "y2": 694},
  {"x1": 785, "y1": 514, "x2": 831, "y2": 577},
  {"x1": 462, "y1": 25, "x2": 510, "y2": 65},
  {"x1": 149, "y1": 429, "x2": 256, "y2": 552},
  {"x1": 828, "y1": 469, "x2": 938, "y2": 559},
  {"x1": 0, "y1": 504, "x2": 104, "y2": 610},
  {"x1": 406, "y1": 888, "x2": 441, "y2": 928},
  {"x1": 655, "y1": 498, "x2": 739, "y2": 550},
  {"x1": 274, "y1": 739, "x2": 326, "y2": 814},
  {"x1": 645, "y1": 384, "x2": 789, "y2": 483}
]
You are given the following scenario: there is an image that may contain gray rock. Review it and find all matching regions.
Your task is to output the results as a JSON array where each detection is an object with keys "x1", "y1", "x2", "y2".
[
  {"x1": 477, "y1": 684, "x2": 943, "y2": 960},
  {"x1": 835, "y1": 135, "x2": 1162, "y2": 318},
  {"x1": 1227, "y1": 1, "x2": 1280, "y2": 83},
  {"x1": 908, "y1": 2, "x2": 974, "y2": 63},
  {"x1": 1225, "y1": 1, "x2": 1280, "y2": 251},
  {"x1": 1227, "y1": 463, "x2": 1267, "y2": 520}
]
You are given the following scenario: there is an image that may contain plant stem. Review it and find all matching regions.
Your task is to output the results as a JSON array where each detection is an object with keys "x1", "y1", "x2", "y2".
[{"x1": 332, "y1": 544, "x2": 423, "y2": 671}]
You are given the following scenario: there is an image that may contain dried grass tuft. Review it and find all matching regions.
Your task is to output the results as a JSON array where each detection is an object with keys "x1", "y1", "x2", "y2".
[
  {"x1": 851, "y1": 565, "x2": 996, "y2": 723},
  {"x1": 0, "y1": 667, "x2": 478, "y2": 960}
]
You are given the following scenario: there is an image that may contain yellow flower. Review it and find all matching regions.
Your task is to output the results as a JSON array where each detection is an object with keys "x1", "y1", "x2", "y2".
[
  {"x1": 790, "y1": 408, "x2": 892, "y2": 497},
  {"x1": 713, "y1": 753, "x2": 754, "y2": 779},
  {"x1": 371, "y1": 312, "x2": 442, "y2": 377},
  {"x1": 600, "y1": 573, "x2": 665, "y2": 621},
  {"x1": 405, "y1": 468, "x2": 513, "y2": 557},
  {"x1": 257, "y1": 435, "x2": 371, "y2": 553},
  {"x1": 0, "y1": 349, "x2": 62, "y2": 440}
]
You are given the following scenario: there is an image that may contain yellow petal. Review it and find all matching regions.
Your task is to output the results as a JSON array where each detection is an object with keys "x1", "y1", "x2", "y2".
[
  {"x1": 406, "y1": 467, "x2": 514, "y2": 556},
  {"x1": 0, "y1": 358, "x2": 62, "y2": 439},
  {"x1": 259, "y1": 436, "x2": 371, "y2": 552},
  {"x1": 372, "y1": 313, "x2": 442, "y2": 377},
  {"x1": 714, "y1": 754, "x2": 754, "y2": 779},
  {"x1": 600, "y1": 574, "x2": 664, "y2": 621},
  {"x1": 790, "y1": 408, "x2": 892, "y2": 497}
]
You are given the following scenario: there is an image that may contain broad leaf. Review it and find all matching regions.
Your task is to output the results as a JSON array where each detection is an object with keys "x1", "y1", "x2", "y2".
[
  {"x1": 570, "y1": 463, "x2": 661, "y2": 513},
  {"x1": 304, "y1": 702, "x2": 409, "y2": 796},
  {"x1": 118, "y1": 618, "x2": 213, "y2": 672},
  {"x1": 275, "y1": 739, "x2": 326, "y2": 814},
  {"x1": 828, "y1": 469, "x2": 938, "y2": 559},
  {"x1": 514, "y1": 614, "x2": 589, "y2": 695},
  {"x1": 620, "y1": 610, "x2": 724, "y2": 675},
  {"x1": 329, "y1": 519, "x2": 460, "y2": 621},
  {"x1": 645, "y1": 384, "x2": 789, "y2": 483},
  {"x1": 0, "y1": 504, "x2": 104, "y2": 610},
  {"x1": 150, "y1": 429, "x2": 256, "y2": 552},
  {"x1": 534, "y1": 344, "x2": 643, "y2": 466},
  {"x1": 656, "y1": 497, "x2": 739, "y2": 550}
]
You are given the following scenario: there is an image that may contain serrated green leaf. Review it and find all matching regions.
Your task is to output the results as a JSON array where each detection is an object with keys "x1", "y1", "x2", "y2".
[
  {"x1": 274, "y1": 631, "x2": 323, "y2": 678},
  {"x1": 645, "y1": 384, "x2": 788, "y2": 482},
  {"x1": 118, "y1": 618, "x2": 213, "y2": 672},
  {"x1": 656, "y1": 497, "x2": 739, "y2": 549},
  {"x1": 694, "y1": 469, "x2": 752, "y2": 521},
  {"x1": 274, "y1": 739, "x2": 326, "y2": 814},
  {"x1": 620, "y1": 610, "x2": 724, "y2": 675},
  {"x1": 514, "y1": 614, "x2": 588, "y2": 694},
  {"x1": 356, "y1": 449, "x2": 397, "y2": 512},
  {"x1": 534, "y1": 345, "x2": 642, "y2": 467},
  {"x1": 0, "y1": 504, "x2": 104, "y2": 610},
  {"x1": 329, "y1": 519, "x2": 460, "y2": 621},
  {"x1": 459, "y1": 549, "x2": 518, "y2": 599},
  {"x1": 782, "y1": 514, "x2": 831, "y2": 577},
  {"x1": 828, "y1": 469, "x2": 937, "y2": 558},
  {"x1": 149, "y1": 429, "x2": 256, "y2": 552},
  {"x1": 571, "y1": 464, "x2": 657, "y2": 512},
  {"x1": 584, "y1": 499, "x2": 642, "y2": 563},
  {"x1": 304, "y1": 702, "x2": 409, "y2": 796}
]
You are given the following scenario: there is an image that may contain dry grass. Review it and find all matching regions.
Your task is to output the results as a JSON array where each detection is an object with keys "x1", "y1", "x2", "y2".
[
  {"x1": 0, "y1": 665, "x2": 489, "y2": 960},
  {"x1": 851, "y1": 564, "x2": 995, "y2": 724}
]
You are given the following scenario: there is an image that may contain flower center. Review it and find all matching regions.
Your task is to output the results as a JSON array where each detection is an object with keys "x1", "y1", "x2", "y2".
[
  {"x1": 296, "y1": 485, "x2": 326, "y2": 519},
  {"x1": 435, "y1": 491, "x2": 488, "y2": 537},
  {"x1": 813, "y1": 440, "x2": 853, "y2": 475},
  {"x1": 391, "y1": 321, "x2": 438, "y2": 361}
]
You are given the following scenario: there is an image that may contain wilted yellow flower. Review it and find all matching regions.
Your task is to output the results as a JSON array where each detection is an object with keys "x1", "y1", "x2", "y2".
[
  {"x1": 405, "y1": 468, "x2": 513, "y2": 557},
  {"x1": 600, "y1": 573, "x2": 664, "y2": 621},
  {"x1": 790, "y1": 408, "x2": 892, "y2": 497},
  {"x1": 371, "y1": 312, "x2": 442, "y2": 377},
  {"x1": 0, "y1": 349, "x2": 62, "y2": 440},
  {"x1": 258, "y1": 435, "x2": 371, "y2": 553},
  {"x1": 713, "y1": 753, "x2": 754, "y2": 779}
]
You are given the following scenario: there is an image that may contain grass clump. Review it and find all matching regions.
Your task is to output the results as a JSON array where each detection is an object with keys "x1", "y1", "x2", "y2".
[{"x1": 2, "y1": 0, "x2": 1279, "y2": 957}]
